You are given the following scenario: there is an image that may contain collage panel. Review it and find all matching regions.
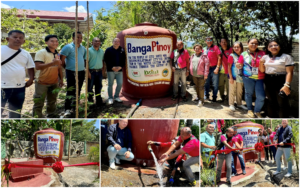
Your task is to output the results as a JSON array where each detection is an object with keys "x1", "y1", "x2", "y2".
[
  {"x1": 200, "y1": 119, "x2": 299, "y2": 187},
  {"x1": 0, "y1": 119, "x2": 100, "y2": 187},
  {"x1": 100, "y1": 119, "x2": 200, "y2": 187}
]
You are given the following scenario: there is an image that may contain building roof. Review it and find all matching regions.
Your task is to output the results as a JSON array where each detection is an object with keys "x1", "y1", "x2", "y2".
[{"x1": 6, "y1": 8, "x2": 92, "y2": 21}]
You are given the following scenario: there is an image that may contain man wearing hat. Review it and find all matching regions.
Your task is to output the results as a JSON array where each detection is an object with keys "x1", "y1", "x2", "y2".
[{"x1": 203, "y1": 36, "x2": 222, "y2": 102}]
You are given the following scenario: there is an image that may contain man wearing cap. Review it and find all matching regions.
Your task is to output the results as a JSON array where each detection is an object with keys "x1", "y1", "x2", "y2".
[
  {"x1": 204, "y1": 36, "x2": 222, "y2": 102},
  {"x1": 231, "y1": 126, "x2": 246, "y2": 176},
  {"x1": 170, "y1": 41, "x2": 190, "y2": 102}
]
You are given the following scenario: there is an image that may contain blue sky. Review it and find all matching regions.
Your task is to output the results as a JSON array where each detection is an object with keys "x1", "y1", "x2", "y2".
[
  {"x1": 1, "y1": 1, "x2": 115, "y2": 21},
  {"x1": 89, "y1": 119, "x2": 100, "y2": 129}
]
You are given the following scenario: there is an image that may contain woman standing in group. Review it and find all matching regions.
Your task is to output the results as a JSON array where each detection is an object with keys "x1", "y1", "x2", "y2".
[
  {"x1": 259, "y1": 40, "x2": 294, "y2": 118},
  {"x1": 227, "y1": 41, "x2": 248, "y2": 111},
  {"x1": 189, "y1": 44, "x2": 210, "y2": 107},
  {"x1": 236, "y1": 38, "x2": 266, "y2": 118}
]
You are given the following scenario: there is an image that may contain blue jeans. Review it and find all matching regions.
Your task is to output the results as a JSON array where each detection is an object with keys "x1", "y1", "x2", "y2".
[
  {"x1": 231, "y1": 152, "x2": 245, "y2": 174},
  {"x1": 107, "y1": 72, "x2": 123, "y2": 99},
  {"x1": 204, "y1": 66, "x2": 219, "y2": 99},
  {"x1": 88, "y1": 70, "x2": 103, "y2": 104},
  {"x1": 65, "y1": 70, "x2": 85, "y2": 110},
  {"x1": 107, "y1": 145, "x2": 134, "y2": 163},
  {"x1": 270, "y1": 146, "x2": 277, "y2": 161},
  {"x1": 242, "y1": 76, "x2": 265, "y2": 113},
  {"x1": 275, "y1": 147, "x2": 292, "y2": 174},
  {"x1": 1, "y1": 87, "x2": 25, "y2": 118}
]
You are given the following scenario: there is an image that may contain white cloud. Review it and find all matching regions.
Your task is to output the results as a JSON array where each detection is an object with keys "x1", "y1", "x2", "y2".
[
  {"x1": 64, "y1": 5, "x2": 87, "y2": 13},
  {"x1": 1, "y1": 3, "x2": 11, "y2": 8}
]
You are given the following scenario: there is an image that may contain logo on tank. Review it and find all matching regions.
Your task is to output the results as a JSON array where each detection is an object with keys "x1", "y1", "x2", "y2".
[
  {"x1": 144, "y1": 69, "x2": 159, "y2": 77},
  {"x1": 127, "y1": 41, "x2": 171, "y2": 55},
  {"x1": 131, "y1": 70, "x2": 141, "y2": 77},
  {"x1": 162, "y1": 68, "x2": 169, "y2": 77}
]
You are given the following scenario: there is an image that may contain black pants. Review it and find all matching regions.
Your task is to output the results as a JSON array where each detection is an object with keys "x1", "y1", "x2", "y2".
[
  {"x1": 65, "y1": 69, "x2": 85, "y2": 111},
  {"x1": 264, "y1": 74, "x2": 290, "y2": 118},
  {"x1": 264, "y1": 142, "x2": 273, "y2": 160}
]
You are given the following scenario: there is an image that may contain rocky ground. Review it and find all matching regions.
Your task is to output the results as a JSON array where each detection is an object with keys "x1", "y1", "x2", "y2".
[
  {"x1": 101, "y1": 161, "x2": 200, "y2": 187},
  {"x1": 2, "y1": 79, "x2": 249, "y2": 119},
  {"x1": 218, "y1": 160, "x2": 299, "y2": 187},
  {"x1": 48, "y1": 156, "x2": 99, "y2": 187}
]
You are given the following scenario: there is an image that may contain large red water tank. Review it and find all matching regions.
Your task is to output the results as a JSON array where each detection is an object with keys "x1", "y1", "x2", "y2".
[
  {"x1": 117, "y1": 22, "x2": 177, "y2": 99},
  {"x1": 127, "y1": 119, "x2": 179, "y2": 167},
  {"x1": 33, "y1": 128, "x2": 64, "y2": 165},
  {"x1": 220, "y1": 121, "x2": 265, "y2": 177}
]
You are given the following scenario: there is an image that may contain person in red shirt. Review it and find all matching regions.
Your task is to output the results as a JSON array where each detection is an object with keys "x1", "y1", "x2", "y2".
[
  {"x1": 231, "y1": 126, "x2": 246, "y2": 176},
  {"x1": 204, "y1": 36, "x2": 222, "y2": 102},
  {"x1": 267, "y1": 128, "x2": 277, "y2": 164},
  {"x1": 219, "y1": 38, "x2": 232, "y2": 102},
  {"x1": 216, "y1": 128, "x2": 242, "y2": 185},
  {"x1": 170, "y1": 41, "x2": 190, "y2": 102},
  {"x1": 158, "y1": 127, "x2": 199, "y2": 186}
]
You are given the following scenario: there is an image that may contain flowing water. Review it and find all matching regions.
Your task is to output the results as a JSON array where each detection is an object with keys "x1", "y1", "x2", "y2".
[{"x1": 150, "y1": 151, "x2": 164, "y2": 187}]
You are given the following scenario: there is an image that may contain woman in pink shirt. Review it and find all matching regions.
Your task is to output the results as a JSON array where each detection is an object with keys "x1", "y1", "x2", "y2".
[
  {"x1": 189, "y1": 44, "x2": 209, "y2": 107},
  {"x1": 268, "y1": 128, "x2": 277, "y2": 163},
  {"x1": 236, "y1": 38, "x2": 266, "y2": 118}
]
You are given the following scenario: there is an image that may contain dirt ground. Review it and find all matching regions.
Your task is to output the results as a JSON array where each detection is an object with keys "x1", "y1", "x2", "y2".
[
  {"x1": 101, "y1": 163, "x2": 200, "y2": 187},
  {"x1": 1, "y1": 78, "x2": 251, "y2": 119}
]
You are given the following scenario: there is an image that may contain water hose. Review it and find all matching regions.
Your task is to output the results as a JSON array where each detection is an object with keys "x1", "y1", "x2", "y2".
[
  {"x1": 126, "y1": 99, "x2": 142, "y2": 118},
  {"x1": 148, "y1": 144, "x2": 153, "y2": 153}
]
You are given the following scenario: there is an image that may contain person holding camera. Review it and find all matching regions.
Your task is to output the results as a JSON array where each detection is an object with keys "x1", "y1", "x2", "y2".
[
  {"x1": 228, "y1": 41, "x2": 248, "y2": 111},
  {"x1": 259, "y1": 40, "x2": 294, "y2": 118}
]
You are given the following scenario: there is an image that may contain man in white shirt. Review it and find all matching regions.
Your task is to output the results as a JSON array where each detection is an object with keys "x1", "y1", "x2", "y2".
[{"x1": 1, "y1": 30, "x2": 35, "y2": 118}]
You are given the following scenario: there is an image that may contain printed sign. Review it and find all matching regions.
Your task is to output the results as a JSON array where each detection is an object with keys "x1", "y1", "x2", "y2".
[
  {"x1": 237, "y1": 125, "x2": 261, "y2": 153},
  {"x1": 125, "y1": 35, "x2": 173, "y2": 86},
  {"x1": 36, "y1": 133, "x2": 61, "y2": 158}
]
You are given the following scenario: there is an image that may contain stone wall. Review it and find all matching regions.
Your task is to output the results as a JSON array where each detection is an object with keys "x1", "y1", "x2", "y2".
[{"x1": 3, "y1": 140, "x2": 34, "y2": 159}]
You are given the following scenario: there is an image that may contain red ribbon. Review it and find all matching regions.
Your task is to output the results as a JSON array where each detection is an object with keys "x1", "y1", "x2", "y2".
[
  {"x1": 208, "y1": 143, "x2": 296, "y2": 166},
  {"x1": 3, "y1": 162, "x2": 99, "y2": 174}
]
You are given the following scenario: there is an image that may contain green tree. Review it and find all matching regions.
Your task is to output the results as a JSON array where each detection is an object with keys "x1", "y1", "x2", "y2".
[
  {"x1": 52, "y1": 23, "x2": 74, "y2": 47},
  {"x1": 1, "y1": 8, "x2": 53, "y2": 52}
]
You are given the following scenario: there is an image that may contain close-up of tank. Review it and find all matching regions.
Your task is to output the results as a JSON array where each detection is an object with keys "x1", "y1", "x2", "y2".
[
  {"x1": 100, "y1": 119, "x2": 200, "y2": 187},
  {"x1": 0, "y1": 119, "x2": 100, "y2": 187},
  {"x1": 200, "y1": 119, "x2": 299, "y2": 187}
]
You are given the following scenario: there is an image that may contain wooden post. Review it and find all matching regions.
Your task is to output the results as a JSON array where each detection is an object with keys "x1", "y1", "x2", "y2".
[
  {"x1": 85, "y1": 1, "x2": 89, "y2": 118},
  {"x1": 68, "y1": 119, "x2": 72, "y2": 161},
  {"x1": 75, "y1": 1, "x2": 79, "y2": 118}
]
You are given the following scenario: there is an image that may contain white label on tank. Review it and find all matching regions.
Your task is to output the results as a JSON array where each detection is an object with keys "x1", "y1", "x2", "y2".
[
  {"x1": 236, "y1": 125, "x2": 261, "y2": 154},
  {"x1": 125, "y1": 35, "x2": 173, "y2": 85},
  {"x1": 36, "y1": 133, "x2": 61, "y2": 158}
]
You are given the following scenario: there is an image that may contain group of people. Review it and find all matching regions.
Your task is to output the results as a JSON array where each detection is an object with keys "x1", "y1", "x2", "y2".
[
  {"x1": 1, "y1": 30, "x2": 125, "y2": 118},
  {"x1": 200, "y1": 119, "x2": 294, "y2": 185},
  {"x1": 171, "y1": 37, "x2": 295, "y2": 118},
  {"x1": 105, "y1": 119, "x2": 199, "y2": 186}
]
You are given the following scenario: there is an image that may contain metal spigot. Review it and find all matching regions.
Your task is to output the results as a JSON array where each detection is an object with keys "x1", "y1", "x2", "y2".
[{"x1": 148, "y1": 145, "x2": 153, "y2": 152}]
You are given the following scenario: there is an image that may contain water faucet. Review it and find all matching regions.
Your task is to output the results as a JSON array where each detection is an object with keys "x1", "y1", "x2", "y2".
[{"x1": 148, "y1": 145, "x2": 153, "y2": 152}]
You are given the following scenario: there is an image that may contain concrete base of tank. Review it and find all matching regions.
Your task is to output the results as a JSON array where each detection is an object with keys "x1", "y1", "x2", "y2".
[{"x1": 103, "y1": 84, "x2": 191, "y2": 108}]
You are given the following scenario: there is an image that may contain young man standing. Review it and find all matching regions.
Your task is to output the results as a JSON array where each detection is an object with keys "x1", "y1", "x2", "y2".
[
  {"x1": 1, "y1": 30, "x2": 35, "y2": 118},
  {"x1": 33, "y1": 35, "x2": 63, "y2": 118},
  {"x1": 170, "y1": 41, "x2": 190, "y2": 102},
  {"x1": 60, "y1": 31, "x2": 86, "y2": 115},
  {"x1": 104, "y1": 38, "x2": 126, "y2": 105},
  {"x1": 204, "y1": 36, "x2": 222, "y2": 102},
  {"x1": 88, "y1": 37, "x2": 105, "y2": 107}
]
